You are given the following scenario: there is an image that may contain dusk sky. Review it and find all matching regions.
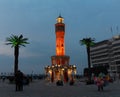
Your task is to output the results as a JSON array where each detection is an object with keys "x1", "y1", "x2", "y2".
[{"x1": 0, "y1": 0, "x2": 120, "y2": 74}]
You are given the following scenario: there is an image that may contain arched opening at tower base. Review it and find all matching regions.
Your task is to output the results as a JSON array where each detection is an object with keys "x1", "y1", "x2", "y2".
[{"x1": 45, "y1": 64, "x2": 76, "y2": 83}]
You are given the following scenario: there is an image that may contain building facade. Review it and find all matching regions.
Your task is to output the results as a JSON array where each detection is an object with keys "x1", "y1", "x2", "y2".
[
  {"x1": 45, "y1": 15, "x2": 76, "y2": 83},
  {"x1": 90, "y1": 35, "x2": 120, "y2": 74}
]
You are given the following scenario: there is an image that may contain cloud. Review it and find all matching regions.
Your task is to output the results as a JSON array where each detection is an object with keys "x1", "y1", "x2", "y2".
[
  {"x1": 0, "y1": 41, "x2": 41, "y2": 58},
  {"x1": 0, "y1": 43, "x2": 13, "y2": 56},
  {"x1": 19, "y1": 48, "x2": 42, "y2": 58}
]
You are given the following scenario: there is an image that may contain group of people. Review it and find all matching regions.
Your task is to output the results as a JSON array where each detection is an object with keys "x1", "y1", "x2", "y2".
[{"x1": 93, "y1": 73, "x2": 110, "y2": 91}]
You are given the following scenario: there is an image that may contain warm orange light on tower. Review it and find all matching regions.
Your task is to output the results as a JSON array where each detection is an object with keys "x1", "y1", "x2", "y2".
[
  {"x1": 55, "y1": 15, "x2": 65, "y2": 56},
  {"x1": 45, "y1": 15, "x2": 76, "y2": 83}
]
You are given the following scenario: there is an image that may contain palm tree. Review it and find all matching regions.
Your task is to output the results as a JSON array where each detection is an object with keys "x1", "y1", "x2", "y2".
[
  {"x1": 6, "y1": 34, "x2": 29, "y2": 75},
  {"x1": 80, "y1": 37, "x2": 95, "y2": 82}
]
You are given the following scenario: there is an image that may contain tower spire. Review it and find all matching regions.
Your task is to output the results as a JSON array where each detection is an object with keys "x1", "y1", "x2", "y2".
[
  {"x1": 56, "y1": 14, "x2": 64, "y2": 23},
  {"x1": 59, "y1": 13, "x2": 61, "y2": 17}
]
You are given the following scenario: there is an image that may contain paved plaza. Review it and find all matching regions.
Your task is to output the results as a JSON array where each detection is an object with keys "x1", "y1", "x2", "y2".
[{"x1": 0, "y1": 79, "x2": 120, "y2": 97}]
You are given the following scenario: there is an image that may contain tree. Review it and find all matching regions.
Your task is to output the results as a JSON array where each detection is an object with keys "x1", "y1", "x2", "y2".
[
  {"x1": 80, "y1": 37, "x2": 95, "y2": 82},
  {"x1": 6, "y1": 34, "x2": 29, "y2": 75}
]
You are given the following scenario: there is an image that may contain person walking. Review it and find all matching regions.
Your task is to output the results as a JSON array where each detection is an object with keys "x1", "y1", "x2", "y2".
[
  {"x1": 96, "y1": 77, "x2": 104, "y2": 91},
  {"x1": 15, "y1": 70, "x2": 24, "y2": 91}
]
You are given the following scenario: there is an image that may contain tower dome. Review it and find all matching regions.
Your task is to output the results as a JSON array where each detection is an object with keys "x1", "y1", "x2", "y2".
[{"x1": 56, "y1": 15, "x2": 64, "y2": 23}]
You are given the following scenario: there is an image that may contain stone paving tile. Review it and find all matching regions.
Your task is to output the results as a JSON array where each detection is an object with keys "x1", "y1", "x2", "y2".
[{"x1": 0, "y1": 79, "x2": 120, "y2": 97}]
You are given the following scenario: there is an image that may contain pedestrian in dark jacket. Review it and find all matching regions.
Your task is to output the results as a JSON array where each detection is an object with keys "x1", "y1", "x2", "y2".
[{"x1": 15, "y1": 70, "x2": 24, "y2": 91}]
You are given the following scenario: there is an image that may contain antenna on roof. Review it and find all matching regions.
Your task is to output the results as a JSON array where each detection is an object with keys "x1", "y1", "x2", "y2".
[
  {"x1": 116, "y1": 26, "x2": 119, "y2": 34},
  {"x1": 110, "y1": 26, "x2": 114, "y2": 37}
]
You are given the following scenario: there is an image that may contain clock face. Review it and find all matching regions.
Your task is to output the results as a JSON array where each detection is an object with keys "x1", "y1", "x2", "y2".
[{"x1": 56, "y1": 26, "x2": 65, "y2": 32}]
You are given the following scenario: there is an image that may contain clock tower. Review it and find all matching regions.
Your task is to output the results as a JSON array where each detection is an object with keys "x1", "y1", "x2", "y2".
[
  {"x1": 55, "y1": 15, "x2": 65, "y2": 56},
  {"x1": 45, "y1": 15, "x2": 76, "y2": 83},
  {"x1": 51, "y1": 15, "x2": 70, "y2": 65}
]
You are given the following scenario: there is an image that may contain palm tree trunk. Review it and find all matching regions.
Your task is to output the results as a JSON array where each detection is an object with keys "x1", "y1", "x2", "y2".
[
  {"x1": 14, "y1": 46, "x2": 19, "y2": 75},
  {"x1": 87, "y1": 46, "x2": 91, "y2": 81}
]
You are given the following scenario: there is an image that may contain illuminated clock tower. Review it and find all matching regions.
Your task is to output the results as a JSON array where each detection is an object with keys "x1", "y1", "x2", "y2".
[
  {"x1": 51, "y1": 15, "x2": 70, "y2": 65},
  {"x1": 45, "y1": 15, "x2": 76, "y2": 83},
  {"x1": 55, "y1": 15, "x2": 65, "y2": 56}
]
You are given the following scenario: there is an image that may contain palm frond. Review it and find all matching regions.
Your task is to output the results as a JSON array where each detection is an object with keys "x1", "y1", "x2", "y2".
[
  {"x1": 5, "y1": 34, "x2": 29, "y2": 47},
  {"x1": 80, "y1": 37, "x2": 95, "y2": 47}
]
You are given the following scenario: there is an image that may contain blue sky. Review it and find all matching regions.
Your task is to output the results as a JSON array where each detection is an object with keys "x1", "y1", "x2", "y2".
[{"x1": 0, "y1": 0, "x2": 120, "y2": 74}]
